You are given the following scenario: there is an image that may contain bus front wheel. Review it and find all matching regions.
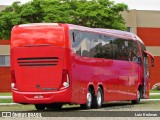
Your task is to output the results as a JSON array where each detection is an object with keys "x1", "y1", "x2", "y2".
[
  {"x1": 35, "y1": 104, "x2": 45, "y2": 110},
  {"x1": 131, "y1": 87, "x2": 142, "y2": 104}
]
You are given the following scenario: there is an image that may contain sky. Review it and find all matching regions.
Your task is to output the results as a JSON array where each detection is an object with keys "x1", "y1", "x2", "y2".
[
  {"x1": 1, "y1": 0, "x2": 160, "y2": 10},
  {"x1": 0, "y1": 0, "x2": 30, "y2": 5},
  {"x1": 113, "y1": 0, "x2": 160, "y2": 10}
]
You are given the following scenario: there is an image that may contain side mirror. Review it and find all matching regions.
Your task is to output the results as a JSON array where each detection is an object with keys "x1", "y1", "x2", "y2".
[{"x1": 144, "y1": 51, "x2": 154, "y2": 67}]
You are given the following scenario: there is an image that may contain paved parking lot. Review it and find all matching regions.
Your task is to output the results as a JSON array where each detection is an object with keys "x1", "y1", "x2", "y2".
[{"x1": 0, "y1": 100, "x2": 160, "y2": 119}]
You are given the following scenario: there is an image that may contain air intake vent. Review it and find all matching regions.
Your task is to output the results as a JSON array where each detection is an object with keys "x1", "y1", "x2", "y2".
[{"x1": 17, "y1": 57, "x2": 59, "y2": 66}]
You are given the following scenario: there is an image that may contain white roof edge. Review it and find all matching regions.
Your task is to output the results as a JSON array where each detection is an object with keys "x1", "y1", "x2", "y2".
[{"x1": 19, "y1": 23, "x2": 59, "y2": 27}]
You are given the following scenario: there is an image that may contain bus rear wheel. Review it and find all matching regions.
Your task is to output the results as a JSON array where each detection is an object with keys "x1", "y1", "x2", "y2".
[
  {"x1": 131, "y1": 87, "x2": 142, "y2": 104},
  {"x1": 92, "y1": 87, "x2": 103, "y2": 108},
  {"x1": 35, "y1": 104, "x2": 45, "y2": 110},
  {"x1": 80, "y1": 88, "x2": 92, "y2": 109}
]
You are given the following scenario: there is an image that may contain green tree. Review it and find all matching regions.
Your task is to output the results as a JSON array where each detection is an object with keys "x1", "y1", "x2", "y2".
[{"x1": 0, "y1": 0, "x2": 128, "y2": 40}]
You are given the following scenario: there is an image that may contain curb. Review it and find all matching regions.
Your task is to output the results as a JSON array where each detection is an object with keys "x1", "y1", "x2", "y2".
[
  {"x1": 142, "y1": 99, "x2": 160, "y2": 101},
  {"x1": 0, "y1": 103, "x2": 18, "y2": 105},
  {"x1": 0, "y1": 96, "x2": 12, "y2": 99},
  {"x1": 150, "y1": 93, "x2": 160, "y2": 95}
]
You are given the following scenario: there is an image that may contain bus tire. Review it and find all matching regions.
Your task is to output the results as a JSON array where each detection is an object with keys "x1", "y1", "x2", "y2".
[
  {"x1": 80, "y1": 88, "x2": 92, "y2": 109},
  {"x1": 92, "y1": 87, "x2": 103, "y2": 108},
  {"x1": 35, "y1": 104, "x2": 45, "y2": 110},
  {"x1": 131, "y1": 87, "x2": 142, "y2": 104}
]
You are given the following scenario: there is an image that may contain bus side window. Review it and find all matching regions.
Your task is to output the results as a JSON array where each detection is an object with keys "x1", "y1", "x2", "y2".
[
  {"x1": 130, "y1": 41, "x2": 142, "y2": 65},
  {"x1": 81, "y1": 32, "x2": 91, "y2": 57},
  {"x1": 70, "y1": 30, "x2": 81, "y2": 56},
  {"x1": 90, "y1": 33, "x2": 102, "y2": 58},
  {"x1": 112, "y1": 38, "x2": 128, "y2": 61},
  {"x1": 99, "y1": 35, "x2": 113, "y2": 59}
]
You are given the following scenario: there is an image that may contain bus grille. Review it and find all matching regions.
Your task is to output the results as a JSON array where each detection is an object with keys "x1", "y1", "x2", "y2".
[{"x1": 17, "y1": 57, "x2": 59, "y2": 66}]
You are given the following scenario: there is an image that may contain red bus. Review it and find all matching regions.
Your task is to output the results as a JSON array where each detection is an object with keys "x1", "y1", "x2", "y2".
[{"x1": 11, "y1": 23, "x2": 154, "y2": 110}]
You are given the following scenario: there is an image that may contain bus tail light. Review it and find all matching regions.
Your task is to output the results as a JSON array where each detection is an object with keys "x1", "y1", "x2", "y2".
[
  {"x1": 59, "y1": 69, "x2": 70, "y2": 90},
  {"x1": 11, "y1": 70, "x2": 17, "y2": 90}
]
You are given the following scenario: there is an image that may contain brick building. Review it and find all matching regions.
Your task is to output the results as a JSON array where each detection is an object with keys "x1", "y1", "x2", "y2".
[
  {"x1": 0, "y1": 40, "x2": 10, "y2": 92},
  {"x1": 123, "y1": 10, "x2": 160, "y2": 88},
  {"x1": 0, "y1": 5, "x2": 6, "y2": 11},
  {"x1": 0, "y1": 5, "x2": 11, "y2": 92}
]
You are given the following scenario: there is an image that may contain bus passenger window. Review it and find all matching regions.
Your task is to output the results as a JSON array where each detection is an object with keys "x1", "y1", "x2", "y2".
[
  {"x1": 90, "y1": 34, "x2": 102, "y2": 58},
  {"x1": 112, "y1": 38, "x2": 128, "y2": 61},
  {"x1": 70, "y1": 30, "x2": 81, "y2": 56},
  {"x1": 81, "y1": 32, "x2": 91, "y2": 57},
  {"x1": 130, "y1": 41, "x2": 142, "y2": 64},
  {"x1": 97, "y1": 35, "x2": 113, "y2": 59}
]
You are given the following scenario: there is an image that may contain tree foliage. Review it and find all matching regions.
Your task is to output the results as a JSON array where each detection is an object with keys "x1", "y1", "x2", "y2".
[{"x1": 0, "y1": 0, "x2": 128, "y2": 40}]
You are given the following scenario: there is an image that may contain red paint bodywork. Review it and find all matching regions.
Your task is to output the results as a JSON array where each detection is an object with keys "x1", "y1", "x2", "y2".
[{"x1": 11, "y1": 23, "x2": 151, "y2": 104}]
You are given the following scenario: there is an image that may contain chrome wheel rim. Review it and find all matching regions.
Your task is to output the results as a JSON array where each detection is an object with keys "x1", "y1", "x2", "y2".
[
  {"x1": 137, "y1": 90, "x2": 140, "y2": 101},
  {"x1": 97, "y1": 90, "x2": 102, "y2": 106},
  {"x1": 87, "y1": 92, "x2": 92, "y2": 107}
]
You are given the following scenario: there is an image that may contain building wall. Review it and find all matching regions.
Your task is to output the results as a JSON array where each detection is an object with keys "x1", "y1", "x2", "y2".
[
  {"x1": 0, "y1": 5, "x2": 11, "y2": 92},
  {"x1": 0, "y1": 67, "x2": 11, "y2": 92},
  {"x1": 0, "y1": 40, "x2": 11, "y2": 92},
  {"x1": 122, "y1": 10, "x2": 137, "y2": 34},
  {"x1": 137, "y1": 27, "x2": 160, "y2": 46},
  {"x1": 123, "y1": 10, "x2": 160, "y2": 88},
  {"x1": 0, "y1": 5, "x2": 7, "y2": 11}
]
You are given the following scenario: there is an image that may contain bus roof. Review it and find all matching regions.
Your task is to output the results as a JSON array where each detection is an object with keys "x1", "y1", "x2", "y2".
[{"x1": 15, "y1": 23, "x2": 144, "y2": 44}]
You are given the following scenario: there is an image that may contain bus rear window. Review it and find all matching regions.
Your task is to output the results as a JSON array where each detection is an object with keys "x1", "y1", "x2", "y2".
[{"x1": 11, "y1": 26, "x2": 64, "y2": 47}]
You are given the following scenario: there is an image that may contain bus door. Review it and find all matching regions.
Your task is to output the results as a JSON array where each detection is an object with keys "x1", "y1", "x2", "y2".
[
  {"x1": 143, "y1": 51, "x2": 154, "y2": 98},
  {"x1": 143, "y1": 56, "x2": 148, "y2": 98}
]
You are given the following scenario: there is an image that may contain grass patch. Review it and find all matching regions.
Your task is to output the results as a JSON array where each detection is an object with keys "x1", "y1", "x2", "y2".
[
  {"x1": 0, "y1": 105, "x2": 35, "y2": 111},
  {"x1": 150, "y1": 90, "x2": 160, "y2": 93},
  {"x1": 0, "y1": 99, "x2": 13, "y2": 103},
  {"x1": 0, "y1": 92, "x2": 12, "y2": 96},
  {"x1": 150, "y1": 95, "x2": 160, "y2": 99}
]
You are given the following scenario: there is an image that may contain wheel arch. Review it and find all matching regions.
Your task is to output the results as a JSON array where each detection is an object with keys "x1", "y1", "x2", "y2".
[{"x1": 88, "y1": 84, "x2": 95, "y2": 95}]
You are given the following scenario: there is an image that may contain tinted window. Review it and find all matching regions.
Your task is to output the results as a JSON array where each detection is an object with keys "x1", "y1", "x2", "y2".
[
  {"x1": 81, "y1": 32, "x2": 91, "y2": 57},
  {"x1": 138, "y1": 41, "x2": 147, "y2": 64},
  {"x1": 70, "y1": 30, "x2": 114, "y2": 59},
  {"x1": 70, "y1": 30, "x2": 141, "y2": 63},
  {"x1": 0, "y1": 55, "x2": 10, "y2": 66},
  {"x1": 70, "y1": 30, "x2": 81, "y2": 56},
  {"x1": 112, "y1": 38, "x2": 129, "y2": 61},
  {"x1": 112, "y1": 39, "x2": 141, "y2": 63},
  {"x1": 100, "y1": 35, "x2": 113, "y2": 59},
  {"x1": 90, "y1": 34, "x2": 102, "y2": 58},
  {"x1": 70, "y1": 30, "x2": 91, "y2": 57},
  {"x1": 139, "y1": 41, "x2": 146, "y2": 52},
  {"x1": 89, "y1": 34, "x2": 114, "y2": 59},
  {"x1": 131, "y1": 41, "x2": 141, "y2": 64}
]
